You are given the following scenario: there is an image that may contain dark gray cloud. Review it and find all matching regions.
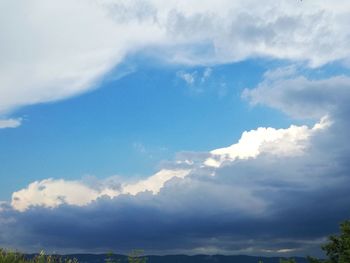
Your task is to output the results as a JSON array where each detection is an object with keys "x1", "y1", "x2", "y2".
[{"x1": 1, "y1": 149, "x2": 350, "y2": 256}]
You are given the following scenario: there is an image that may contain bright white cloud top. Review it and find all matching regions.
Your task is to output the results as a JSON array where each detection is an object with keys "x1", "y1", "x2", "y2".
[
  {"x1": 205, "y1": 116, "x2": 330, "y2": 168},
  {"x1": 11, "y1": 169, "x2": 191, "y2": 211}
]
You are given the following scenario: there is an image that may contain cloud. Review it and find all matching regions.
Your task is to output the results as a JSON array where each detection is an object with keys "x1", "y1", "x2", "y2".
[
  {"x1": 2, "y1": 0, "x2": 350, "y2": 119},
  {"x1": 242, "y1": 67, "x2": 350, "y2": 119},
  {"x1": 2, "y1": 130, "x2": 349, "y2": 255},
  {"x1": 0, "y1": 0, "x2": 165, "y2": 116},
  {"x1": 177, "y1": 71, "x2": 196, "y2": 86},
  {"x1": 11, "y1": 179, "x2": 119, "y2": 212},
  {"x1": 0, "y1": 118, "x2": 21, "y2": 129},
  {"x1": 121, "y1": 169, "x2": 190, "y2": 195},
  {"x1": 11, "y1": 169, "x2": 190, "y2": 212},
  {"x1": 176, "y1": 67, "x2": 213, "y2": 94},
  {"x1": 204, "y1": 116, "x2": 330, "y2": 167},
  {"x1": 201, "y1": 68, "x2": 212, "y2": 83}
]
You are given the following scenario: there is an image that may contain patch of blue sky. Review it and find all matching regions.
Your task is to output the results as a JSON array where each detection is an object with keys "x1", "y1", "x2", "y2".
[{"x1": 0, "y1": 55, "x2": 318, "y2": 200}]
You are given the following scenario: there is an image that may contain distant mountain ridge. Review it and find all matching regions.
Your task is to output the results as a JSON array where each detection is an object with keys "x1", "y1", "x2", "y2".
[{"x1": 27, "y1": 254, "x2": 309, "y2": 263}]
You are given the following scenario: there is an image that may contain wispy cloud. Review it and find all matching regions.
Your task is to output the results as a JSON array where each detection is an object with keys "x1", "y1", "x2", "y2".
[
  {"x1": 0, "y1": 118, "x2": 21, "y2": 129},
  {"x1": 177, "y1": 71, "x2": 197, "y2": 86}
]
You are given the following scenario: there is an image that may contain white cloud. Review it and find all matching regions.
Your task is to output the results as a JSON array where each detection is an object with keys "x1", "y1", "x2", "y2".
[
  {"x1": 2, "y1": 0, "x2": 350, "y2": 120},
  {"x1": 11, "y1": 169, "x2": 190, "y2": 211},
  {"x1": 177, "y1": 71, "x2": 196, "y2": 86},
  {"x1": 122, "y1": 169, "x2": 190, "y2": 195},
  {"x1": 0, "y1": 118, "x2": 21, "y2": 129},
  {"x1": 0, "y1": 0, "x2": 165, "y2": 116},
  {"x1": 11, "y1": 179, "x2": 119, "y2": 212},
  {"x1": 201, "y1": 67, "x2": 212, "y2": 83},
  {"x1": 204, "y1": 116, "x2": 330, "y2": 168},
  {"x1": 177, "y1": 67, "x2": 212, "y2": 89}
]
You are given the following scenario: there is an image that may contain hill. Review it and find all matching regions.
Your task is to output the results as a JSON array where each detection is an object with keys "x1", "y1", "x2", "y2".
[{"x1": 53, "y1": 254, "x2": 309, "y2": 263}]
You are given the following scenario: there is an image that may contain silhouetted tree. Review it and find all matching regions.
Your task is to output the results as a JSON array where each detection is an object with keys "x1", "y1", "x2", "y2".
[
  {"x1": 280, "y1": 258, "x2": 297, "y2": 263},
  {"x1": 308, "y1": 220, "x2": 350, "y2": 263}
]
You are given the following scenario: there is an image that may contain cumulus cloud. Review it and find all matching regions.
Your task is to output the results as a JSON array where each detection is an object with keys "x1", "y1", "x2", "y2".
[
  {"x1": 205, "y1": 116, "x2": 330, "y2": 167},
  {"x1": 11, "y1": 179, "x2": 119, "y2": 212},
  {"x1": 11, "y1": 169, "x2": 190, "y2": 211},
  {"x1": 2, "y1": 0, "x2": 350, "y2": 120}
]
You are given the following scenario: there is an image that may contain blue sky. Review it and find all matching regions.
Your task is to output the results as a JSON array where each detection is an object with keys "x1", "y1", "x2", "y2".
[
  {"x1": 1, "y1": 0, "x2": 350, "y2": 257},
  {"x1": 0, "y1": 57, "x2": 294, "y2": 199}
]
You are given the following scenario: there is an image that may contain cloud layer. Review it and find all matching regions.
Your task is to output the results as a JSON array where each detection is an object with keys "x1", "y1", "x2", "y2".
[{"x1": 2, "y1": 0, "x2": 350, "y2": 119}]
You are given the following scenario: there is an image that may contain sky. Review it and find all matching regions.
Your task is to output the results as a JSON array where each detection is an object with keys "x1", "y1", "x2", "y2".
[{"x1": 1, "y1": 0, "x2": 350, "y2": 258}]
